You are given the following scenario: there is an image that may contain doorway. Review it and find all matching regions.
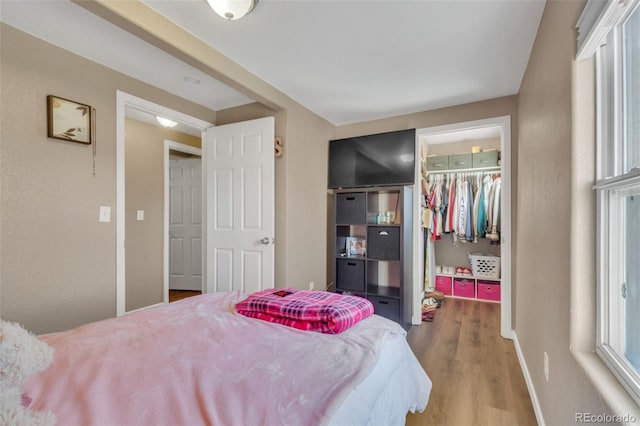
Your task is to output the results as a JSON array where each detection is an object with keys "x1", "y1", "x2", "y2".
[
  {"x1": 164, "y1": 141, "x2": 202, "y2": 301},
  {"x1": 117, "y1": 93, "x2": 276, "y2": 316},
  {"x1": 413, "y1": 116, "x2": 513, "y2": 339},
  {"x1": 116, "y1": 91, "x2": 212, "y2": 316}
]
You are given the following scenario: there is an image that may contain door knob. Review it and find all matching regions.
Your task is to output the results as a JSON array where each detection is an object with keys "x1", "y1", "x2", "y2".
[{"x1": 260, "y1": 237, "x2": 270, "y2": 245}]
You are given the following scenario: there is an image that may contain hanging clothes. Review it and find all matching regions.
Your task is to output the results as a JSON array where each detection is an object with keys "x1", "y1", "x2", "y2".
[
  {"x1": 464, "y1": 178, "x2": 474, "y2": 242},
  {"x1": 445, "y1": 176, "x2": 455, "y2": 233},
  {"x1": 477, "y1": 177, "x2": 487, "y2": 239},
  {"x1": 487, "y1": 176, "x2": 501, "y2": 243},
  {"x1": 424, "y1": 229, "x2": 430, "y2": 290},
  {"x1": 424, "y1": 170, "x2": 501, "y2": 244},
  {"x1": 455, "y1": 176, "x2": 467, "y2": 241},
  {"x1": 473, "y1": 175, "x2": 482, "y2": 242},
  {"x1": 441, "y1": 174, "x2": 450, "y2": 233}
]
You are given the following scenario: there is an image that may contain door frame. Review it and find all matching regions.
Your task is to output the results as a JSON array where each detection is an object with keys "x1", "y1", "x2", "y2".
[
  {"x1": 413, "y1": 115, "x2": 513, "y2": 339},
  {"x1": 163, "y1": 141, "x2": 202, "y2": 302},
  {"x1": 115, "y1": 91, "x2": 212, "y2": 316}
]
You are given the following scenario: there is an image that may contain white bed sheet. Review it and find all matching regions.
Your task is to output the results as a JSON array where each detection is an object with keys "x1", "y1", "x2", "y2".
[{"x1": 330, "y1": 324, "x2": 431, "y2": 425}]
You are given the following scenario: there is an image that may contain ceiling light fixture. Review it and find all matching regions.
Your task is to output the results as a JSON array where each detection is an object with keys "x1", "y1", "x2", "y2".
[
  {"x1": 156, "y1": 116, "x2": 178, "y2": 128},
  {"x1": 206, "y1": 0, "x2": 258, "y2": 20},
  {"x1": 183, "y1": 76, "x2": 201, "y2": 85}
]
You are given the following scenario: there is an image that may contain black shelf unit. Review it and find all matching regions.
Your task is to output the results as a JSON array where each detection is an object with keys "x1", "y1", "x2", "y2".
[{"x1": 333, "y1": 186, "x2": 413, "y2": 327}]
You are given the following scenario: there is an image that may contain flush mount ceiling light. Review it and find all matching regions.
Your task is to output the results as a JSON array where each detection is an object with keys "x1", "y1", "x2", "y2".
[
  {"x1": 206, "y1": 0, "x2": 258, "y2": 20},
  {"x1": 156, "y1": 116, "x2": 178, "y2": 128},
  {"x1": 183, "y1": 75, "x2": 201, "y2": 85}
]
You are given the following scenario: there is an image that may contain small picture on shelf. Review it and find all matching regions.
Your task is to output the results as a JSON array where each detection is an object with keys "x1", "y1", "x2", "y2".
[{"x1": 346, "y1": 237, "x2": 366, "y2": 257}]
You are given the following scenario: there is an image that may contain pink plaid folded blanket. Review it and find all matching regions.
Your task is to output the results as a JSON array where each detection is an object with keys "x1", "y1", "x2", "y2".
[{"x1": 235, "y1": 289, "x2": 374, "y2": 334}]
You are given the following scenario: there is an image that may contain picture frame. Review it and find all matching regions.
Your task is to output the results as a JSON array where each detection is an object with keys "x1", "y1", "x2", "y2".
[
  {"x1": 47, "y1": 95, "x2": 92, "y2": 144},
  {"x1": 346, "y1": 237, "x2": 366, "y2": 257}
]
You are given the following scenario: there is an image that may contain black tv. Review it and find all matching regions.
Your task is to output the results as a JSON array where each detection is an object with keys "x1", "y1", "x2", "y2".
[{"x1": 328, "y1": 129, "x2": 416, "y2": 189}]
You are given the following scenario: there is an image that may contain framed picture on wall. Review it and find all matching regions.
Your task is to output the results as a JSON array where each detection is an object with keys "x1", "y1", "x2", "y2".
[{"x1": 47, "y1": 95, "x2": 92, "y2": 144}]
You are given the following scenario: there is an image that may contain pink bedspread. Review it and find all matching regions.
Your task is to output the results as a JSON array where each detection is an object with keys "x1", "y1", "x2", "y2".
[
  {"x1": 235, "y1": 288, "x2": 374, "y2": 333},
  {"x1": 24, "y1": 292, "x2": 403, "y2": 426}
]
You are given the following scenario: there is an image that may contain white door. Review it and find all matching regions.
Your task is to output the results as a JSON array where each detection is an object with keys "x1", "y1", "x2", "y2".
[
  {"x1": 205, "y1": 117, "x2": 275, "y2": 293},
  {"x1": 169, "y1": 157, "x2": 203, "y2": 291}
]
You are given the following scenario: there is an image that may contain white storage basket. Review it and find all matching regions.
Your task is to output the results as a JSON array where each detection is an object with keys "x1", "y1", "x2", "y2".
[{"x1": 469, "y1": 253, "x2": 501, "y2": 279}]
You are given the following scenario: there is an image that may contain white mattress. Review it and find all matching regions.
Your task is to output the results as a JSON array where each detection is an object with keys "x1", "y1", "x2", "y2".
[{"x1": 330, "y1": 321, "x2": 432, "y2": 425}]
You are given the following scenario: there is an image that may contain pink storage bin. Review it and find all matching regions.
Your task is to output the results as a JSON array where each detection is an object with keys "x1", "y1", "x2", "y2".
[
  {"x1": 477, "y1": 281, "x2": 501, "y2": 302},
  {"x1": 454, "y1": 279, "x2": 474, "y2": 298},
  {"x1": 435, "y1": 275, "x2": 452, "y2": 296}
]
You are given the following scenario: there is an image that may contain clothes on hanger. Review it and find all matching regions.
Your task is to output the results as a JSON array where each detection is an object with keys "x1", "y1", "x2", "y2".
[
  {"x1": 423, "y1": 171, "x2": 501, "y2": 243},
  {"x1": 487, "y1": 176, "x2": 501, "y2": 244}
]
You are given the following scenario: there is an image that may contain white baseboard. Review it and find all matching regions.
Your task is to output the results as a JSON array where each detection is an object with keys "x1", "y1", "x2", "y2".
[
  {"x1": 513, "y1": 332, "x2": 546, "y2": 426},
  {"x1": 123, "y1": 302, "x2": 164, "y2": 315}
]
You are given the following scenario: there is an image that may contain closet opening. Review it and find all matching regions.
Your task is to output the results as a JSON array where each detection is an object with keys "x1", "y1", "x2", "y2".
[{"x1": 413, "y1": 117, "x2": 512, "y2": 339}]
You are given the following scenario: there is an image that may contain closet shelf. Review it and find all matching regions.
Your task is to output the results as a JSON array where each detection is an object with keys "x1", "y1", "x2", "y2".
[
  {"x1": 425, "y1": 165, "x2": 501, "y2": 174},
  {"x1": 435, "y1": 273, "x2": 501, "y2": 282}
]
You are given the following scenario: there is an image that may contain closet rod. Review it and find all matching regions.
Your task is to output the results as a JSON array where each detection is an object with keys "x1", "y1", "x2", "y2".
[{"x1": 425, "y1": 165, "x2": 501, "y2": 174}]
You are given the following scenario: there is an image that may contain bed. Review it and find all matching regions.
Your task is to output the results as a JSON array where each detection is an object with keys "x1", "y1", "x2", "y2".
[{"x1": 24, "y1": 291, "x2": 431, "y2": 425}]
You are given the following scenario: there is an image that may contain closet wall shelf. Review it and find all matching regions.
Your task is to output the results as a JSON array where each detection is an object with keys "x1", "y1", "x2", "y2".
[
  {"x1": 435, "y1": 273, "x2": 501, "y2": 282},
  {"x1": 425, "y1": 165, "x2": 501, "y2": 175}
]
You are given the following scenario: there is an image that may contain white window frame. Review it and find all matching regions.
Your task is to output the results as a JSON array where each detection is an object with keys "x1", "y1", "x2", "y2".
[
  {"x1": 588, "y1": 0, "x2": 640, "y2": 406},
  {"x1": 596, "y1": 177, "x2": 640, "y2": 403}
]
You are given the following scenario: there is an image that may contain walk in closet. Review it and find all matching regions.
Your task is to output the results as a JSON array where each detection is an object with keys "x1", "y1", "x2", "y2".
[{"x1": 420, "y1": 132, "x2": 503, "y2": 304}]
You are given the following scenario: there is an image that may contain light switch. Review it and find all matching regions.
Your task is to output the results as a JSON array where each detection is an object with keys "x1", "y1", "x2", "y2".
[
  {"x1": 99, "y1": 206, "x2": 111, "y2": 222},
  {"x1": 137, "y1": 210, "x2": 144, "y2": 221}
]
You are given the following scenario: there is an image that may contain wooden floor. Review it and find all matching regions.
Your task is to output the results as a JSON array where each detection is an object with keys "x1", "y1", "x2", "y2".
[
  {"x1": 406, "y1": 298, "x2": 537, "y2": 426},
  {"x1": 168, "y1": 290, "x2": 201, "y2": 303}
]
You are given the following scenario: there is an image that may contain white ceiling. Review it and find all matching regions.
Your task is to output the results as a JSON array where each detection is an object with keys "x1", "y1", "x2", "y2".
[
  {"x1": 0, "y1": 0, "x2": 253, "y2": 112},
  {"x1": 0, "y1": 0, "x2": 546, "y2": 126}
]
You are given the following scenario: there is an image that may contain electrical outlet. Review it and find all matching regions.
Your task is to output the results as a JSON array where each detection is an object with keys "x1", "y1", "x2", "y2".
[
  {"x1": 309, "y1": 281, "x2": 314, "y2": 290},
  {"x1": 544, "y1": 352, "x2": 549, "y2": 382}
]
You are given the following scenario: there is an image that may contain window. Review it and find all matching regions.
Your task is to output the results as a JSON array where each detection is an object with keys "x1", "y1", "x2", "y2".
[{"x1": 594, "y1": 0, "x2": 640, "y2": 404}]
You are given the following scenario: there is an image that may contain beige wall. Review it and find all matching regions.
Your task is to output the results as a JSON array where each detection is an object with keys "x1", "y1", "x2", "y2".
[
  {"x1": 0, "y1": 24, "x2": 215, "y2": 333},
  {"x1": 0, "y1": 19, "x2": 336, "y2": 334},
  {"x1": 282, "y1": 107, "x2": 335, "y2": 289},
  {"x1": 515, "y1": 0, "x2": 613, "y2": 423},
  {"x1": 124, "y1": 118, "x2": 200, "y2": 311},
  {"x1": 335, "y1": 96, "x2": 518, "y2": 140}
]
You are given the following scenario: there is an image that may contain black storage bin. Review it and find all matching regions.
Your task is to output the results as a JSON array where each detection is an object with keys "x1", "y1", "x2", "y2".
[
  {"x1": 368, "y1": 296, "x2": 401, "y2": 323},
  {"x1": 336, "y1": 193, "x2": 366, "y2": 224},
  {"x1": 336, "y1": 258, "x2": 365, "y2": 292},
  {"x1": 367, "y1": 226, "x2": 400, "y2": 260}
]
